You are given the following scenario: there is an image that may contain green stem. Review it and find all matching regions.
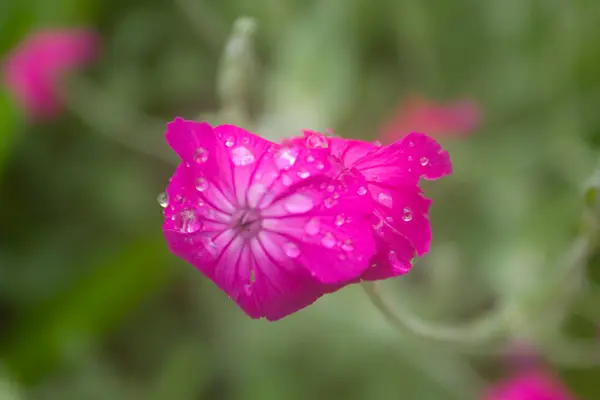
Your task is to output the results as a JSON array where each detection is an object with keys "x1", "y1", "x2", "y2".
[
  {"x1": 361, "y1": 281, "x2": 508, "y2": 349},
  {"x1": 62, "y1": 76, "x2": 177, "y2": 165}
]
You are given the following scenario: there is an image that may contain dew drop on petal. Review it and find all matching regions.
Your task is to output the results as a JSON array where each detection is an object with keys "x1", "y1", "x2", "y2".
[
  {"x1": 231, "y1": 146, "x2": 256, "y2": 166},
  {"x1": 420, "y1": 156, "x2": 429, "y2": 166},
  {"x1": 193, "y1": 147, "x2": 208, "y2": 163},
  {"x1": 316, "y1": 161, "x2": 325, "y2": 170},
  {"x1": 283, "y1": 242, "x2": 301, "y2": 258},
  {"x1": 377, "y1": 192, "x2": 393, "y2": 208},
  {"x1": 341, "y1": 240, "x2": 354, "y2": 252},
  {"x1": 274, "y1": 147, "x2": 298, "y2": 170},
  {"x1": 357, "y1": 186, "x2": 367, "y2": 196},
  {"x1": 225, "y1": 137, "x2": 235, "y2": 147},
  {"x1": 284, "y1": 194, "x2": 314, "y2": 213},
  {"x1": 321, "y1": 233, "x2": 336, "y2": 248},
  {"x1": 402, "y1": 207, "x2": 413, "y2": 222},
  {"x1": 388, "y1": 250, "x2": 411, "y2": 274},
  {"x1": 373, "y1": 140, "x2": 382, "y2": 147},
  {"x1": 297, "y1": 170, "x2": 310, "y2": 179},
  {"x1": 306, "y1": 134, "x2": 329, "y2": 148},
  {"x1": 195, "y1": 177, "x2": 209, "y2": 192},
  {"x1": 326, "y1": 184, "x2": 335, "y2": 193},
  {"x1": 338, "y1": 254, "x2": 346, "y2": 261},
  {"x1": 324, "y1": 197, "x2": 337, "y2": 209},
  {"x1": 306, "y1": 155, "x2": 315, "y2": 163},
  {"x1": 305, "y1": 217, "x2": 320, "y2": 235},
  {"x1": 334, "y1": 214, "x2": 345, "y2": 227},
  {"x1": 173, "y1": 208, "x2": 202, "y2": 233},
  {"x1": 157, "y1": 192, "x2": 168, "y2": 208}
]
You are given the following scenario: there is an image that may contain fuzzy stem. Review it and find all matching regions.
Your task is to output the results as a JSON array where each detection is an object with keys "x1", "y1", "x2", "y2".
[{"x1": 361, "y1": 281, "x2": 508, "y2": 349}]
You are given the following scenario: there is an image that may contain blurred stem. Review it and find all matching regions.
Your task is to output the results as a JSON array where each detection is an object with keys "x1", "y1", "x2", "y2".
[
  {"x1": 173, "y1": 0, "x2": 227, "y2": 50},
  {"x1": 361, "y1": 281, "x2": 507, "y2": 349},
  {"x1": 62, "y1": 76, "x2": 177, "y2": 165},
  {"x1": 216, "y1": 17, "x2": 259, "y2": 127}
]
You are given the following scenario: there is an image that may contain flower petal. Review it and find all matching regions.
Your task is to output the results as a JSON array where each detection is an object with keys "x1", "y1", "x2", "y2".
[{"x1": 262, "y1": 170, "x2": 377, "y2": 284}]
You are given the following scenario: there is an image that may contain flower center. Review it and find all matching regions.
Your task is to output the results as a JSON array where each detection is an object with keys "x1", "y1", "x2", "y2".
[{"x1": 231, "y1": 208, "x2": 263, "y2": 239}]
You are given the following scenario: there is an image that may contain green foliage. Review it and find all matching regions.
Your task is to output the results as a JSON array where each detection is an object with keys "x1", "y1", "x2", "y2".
[{"x1": 2, "y1": 0, "x2": 600, "y2": 399}]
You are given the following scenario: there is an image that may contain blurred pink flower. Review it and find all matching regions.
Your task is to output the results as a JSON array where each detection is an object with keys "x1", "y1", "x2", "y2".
[
  {"x1": 2, "y1": 28, "x2": 100, "y2": 121},
  {"x1": 379, "y1": 94, "x2": 481, "y2": 144},
  {"x1": 483, "y1": 370, "x2": 576, "y2": 400},
  {"x1": 161, "y1": 120, "x2": 452, "y2": 320}
]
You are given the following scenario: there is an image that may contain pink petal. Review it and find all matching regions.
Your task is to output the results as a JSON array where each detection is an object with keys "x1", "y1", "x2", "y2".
[{"x1": 261, "y1": 171, "x2": 376, "y2": 284}]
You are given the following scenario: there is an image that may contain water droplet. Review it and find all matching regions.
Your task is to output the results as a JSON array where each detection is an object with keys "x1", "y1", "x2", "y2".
[
  {"x1": 321, "y1": 233, "x2": 336, "y2": 248},
  {"x1": 324, "y1": 197, "x2": 337, "y2": 208},
  {"x1": 334, "y1": 214, "x2": 345, "y2": 227},
  {"x1": 402, "y1": 207, "x2": 413, "y2": 222},
  {"x1": 197, "y1": 199, "x2": 205, "y2": 207},
  {"x1": 174, "y1": 194, "x2": 184, "y2": 203},
  {"x1": 306, "y1": 155, "x2": 315, "y2": 163},
  {"x1": 338, "y1": 254, "x2": 346, "y2": 261},
  {"x1": 297, "y1": 170, "x2": 310, "y2": 179},
  {"x1": 282, "y1": 174, "x2": 293, "y2": 187},
  {"x1": 194, "y1": 147, "x2": 208, "y2": 163},
  {"x1": 283, "y1": 242, "x2": 300, "y2": 258},
  {"x1": 274, "y1": 148, "x2": 298, "y2": 170},
  {"x1": 408, "y1": 141, "x2": 415, "y2": 147},
  {"x1": 420, "y1": 156, "x2": 429, "y2": 166},
  {"x1": 357, "y1": 186, "x2": 367, "y2": 196},
  {"x1": 305, "y1": 217, "x2": 320, "y2": 235},
  {"x1": 377, "y1": 192, "x2": 393, "y2": 208},
  {"x1": 284, "y1": 194, "x2": 314, "y2": 213},
  {"x1": 326, "y1": 184, "x2": 335, "y2": 193},
  {"x1": 195, "y1": 177, "x2": 209, "y2": 192},
  {"x1": 388, "y1": 250, "x2": 410, "y2": 274},
  {"x1": 157, "y1": 192, "x2": 168, "y2": 208},
  {"x1": 225, "y1": 137, "x2": 235, "y2": 147},
  {"x1": 333, "y1": 192, "x2": 340, "y2": 200},
  {"x1": 316, "y1": 161, "x2": 325, "y2": 170},
  {"x1": 173, "y1": 208, "x2": 202, "y2": 233},
  {"x1": 373, "y1": 140, "x2": 382, "y2": 147},
  {"x1": 407, "y1": 156, "x2": 414, "y2": 162},
  {"x1": 231, "y1": 146, "x2": 256, "y2": 166},
  {"x1": 306, "y1": 134, "x2": 329, "y2": 148},
  {"x1": 341, "y1": 240, "x2": 354, "y2": 252}
]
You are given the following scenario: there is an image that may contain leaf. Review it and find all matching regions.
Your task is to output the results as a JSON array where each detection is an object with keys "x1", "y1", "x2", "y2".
[{"x1": 1, "y1": 235, "x2": 177, "y2": 384}]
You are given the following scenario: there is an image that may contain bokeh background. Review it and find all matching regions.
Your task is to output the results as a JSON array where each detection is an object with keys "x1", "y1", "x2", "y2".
[{"x1": 2, "y1": 0, "x2": 600, "y2": 399}]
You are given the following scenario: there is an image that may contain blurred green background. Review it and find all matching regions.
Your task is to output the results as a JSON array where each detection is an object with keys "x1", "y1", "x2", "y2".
[{"x1": 2, "y1": 0, "x2": 600, "y2": 399}]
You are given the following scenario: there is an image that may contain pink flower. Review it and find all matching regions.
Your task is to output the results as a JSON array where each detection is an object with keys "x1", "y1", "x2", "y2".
[
  {"x1": 380, "y1": 94, "x2": 481, "y2": 144},
  {"x1": 483, "y1": 370, "x2": 576, "y2": 400},
  {"x1": 291, "y1": 130, "x2": 452, "y2": 280},
  {"x1": 2, "y1": 28, "x2": 100, "y2": 121},
  {"x1": 162, "y1": 119, "x2": 377, "y2": 320}
]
